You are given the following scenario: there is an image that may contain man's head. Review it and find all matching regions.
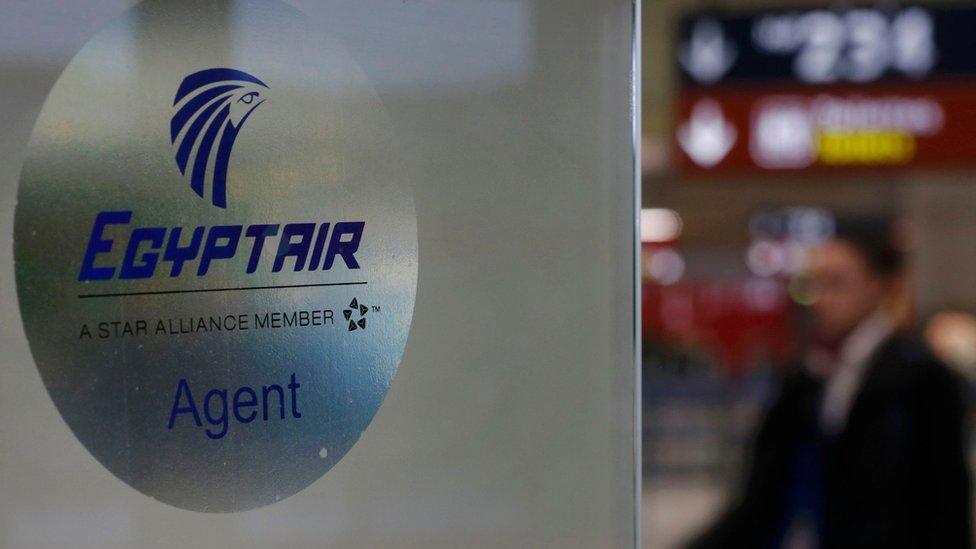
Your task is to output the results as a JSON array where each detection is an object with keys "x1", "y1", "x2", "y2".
[{"x1": 809, "y1": 218, "x2": 904, "y2": 342}]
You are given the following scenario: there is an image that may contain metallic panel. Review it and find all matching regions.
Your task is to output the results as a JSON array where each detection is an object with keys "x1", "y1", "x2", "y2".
[{"x1": 0, "y1": 0, "x2": 638, "y2": 546}]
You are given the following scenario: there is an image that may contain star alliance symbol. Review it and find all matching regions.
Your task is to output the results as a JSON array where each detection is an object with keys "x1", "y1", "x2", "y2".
[{"x1": 343, "y1": 298, "x2": 368, "y2": 331}]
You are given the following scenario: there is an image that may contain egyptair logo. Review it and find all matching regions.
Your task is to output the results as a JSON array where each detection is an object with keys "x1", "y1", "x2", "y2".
[{"x1": 170, "y1": 68, "x2": 268, "y2": 208}]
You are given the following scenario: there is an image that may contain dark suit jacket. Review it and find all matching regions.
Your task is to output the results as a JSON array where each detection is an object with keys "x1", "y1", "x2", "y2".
[{"x1": 689, "y1": 335, "x2": 972, "y2": 549}]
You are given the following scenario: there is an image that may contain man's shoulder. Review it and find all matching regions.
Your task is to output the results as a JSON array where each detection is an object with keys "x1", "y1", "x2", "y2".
[
  {"x1": 878, "y1": 333, "x2": 937, "y2": 364},
  {"x1": 873, "y1": 333, "x2": 965, "y2": 398}
]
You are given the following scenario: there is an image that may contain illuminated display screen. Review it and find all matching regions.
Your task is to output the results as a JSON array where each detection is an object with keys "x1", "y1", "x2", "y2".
[
  {"x1": 675, "y1": 4, "x2": 976, "y2": 173},
  {"x1": 678, "y1": 4, "x2": 976, "y2": 86}
]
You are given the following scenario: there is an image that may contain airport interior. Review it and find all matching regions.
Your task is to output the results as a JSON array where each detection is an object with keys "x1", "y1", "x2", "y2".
[
  {"x1": 3, "y1": 1, "x2": 976, "y2": 548},
  {"x1": 643, "y1": 1, "x2": 976, "y2": 547}
]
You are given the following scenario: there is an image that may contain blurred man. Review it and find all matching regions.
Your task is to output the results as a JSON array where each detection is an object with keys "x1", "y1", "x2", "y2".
[{"x1": 690, "y1": 219, "x2": 971, "y2": 549}]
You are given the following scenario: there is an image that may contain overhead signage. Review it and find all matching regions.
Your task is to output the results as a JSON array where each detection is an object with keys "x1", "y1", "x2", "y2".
[
  {"x1": 675, "y1": 85, "x2": 976, "y2": 172},
  {"x1": 679, "y1": 4, "x2": 976, "y2": 87},
  {"x1": 14, "y1": 0, "x2": 418, "y2": 512}
]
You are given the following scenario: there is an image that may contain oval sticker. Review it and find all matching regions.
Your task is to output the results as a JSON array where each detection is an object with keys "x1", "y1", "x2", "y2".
[{"x1": 14, "y1": 0, "x2": 417, "y2": 512}]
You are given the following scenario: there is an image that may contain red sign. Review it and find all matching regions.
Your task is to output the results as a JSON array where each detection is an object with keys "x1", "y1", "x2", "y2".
[
  {"x1": 675, "y1": 83, "x2": 976, "y2": 174},
  {"x1": 642, "y1": 277, "x2": 794, "y2": 376}
]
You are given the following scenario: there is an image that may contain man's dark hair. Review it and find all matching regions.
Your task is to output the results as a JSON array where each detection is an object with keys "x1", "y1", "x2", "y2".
[{"x1": 832, "y1": 217, "x2": 904, "y2": 277}]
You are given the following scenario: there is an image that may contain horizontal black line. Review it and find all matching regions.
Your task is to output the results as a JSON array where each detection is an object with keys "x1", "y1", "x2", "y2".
[{"x1": 78, "y1": 281, "x2": 368, "y2": 299}]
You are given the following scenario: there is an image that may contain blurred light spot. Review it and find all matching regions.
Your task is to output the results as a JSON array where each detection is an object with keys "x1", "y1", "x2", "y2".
[
  {"x1": 746, "y1": 240, "x2": 785, "y2": 277},
  {"x1": 743, "y1": 278, "x2": 781, "y2": 312},
  {"x1": 641, "y1": 208, "x2": 683, "y2": 243},
  {"x1": 786, "y1": 207, "x2": 834, "y2": 242},
  {"x1": 782, "y1": 242, "x2": 810, "y2": 276},
  {"x1": 925, "y1": 311, "x2": 976, "y2": 380},
  {"x1": 789, "y1": 274, "x2": 816, "y2": 306},
  {"x1": 647, "y1": 249, "x2": 686, "y2": 286}
]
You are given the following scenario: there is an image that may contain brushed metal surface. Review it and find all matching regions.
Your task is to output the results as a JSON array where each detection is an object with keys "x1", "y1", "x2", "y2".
[
  {"x1": 14, "y1": 0, "x2": 417, "y2": 513},
  {"x1": 0, "y1": 0, "x2": 637, "y2": 546}
]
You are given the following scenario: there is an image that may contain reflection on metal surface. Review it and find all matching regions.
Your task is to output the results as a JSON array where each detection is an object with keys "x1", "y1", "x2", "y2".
[{"x1": 14, "y1": 0, "x2": 417, "y2": 512}]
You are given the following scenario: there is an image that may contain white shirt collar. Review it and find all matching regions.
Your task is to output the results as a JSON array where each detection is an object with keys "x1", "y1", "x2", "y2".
[{"x1": 816, "y1": 309, "x2": 894, "y2": 435}]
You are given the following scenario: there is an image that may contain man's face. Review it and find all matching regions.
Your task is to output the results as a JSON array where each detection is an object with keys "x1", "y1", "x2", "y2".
[{"x1": 809, "y1": 240, "x2": 888, "y2": 341}]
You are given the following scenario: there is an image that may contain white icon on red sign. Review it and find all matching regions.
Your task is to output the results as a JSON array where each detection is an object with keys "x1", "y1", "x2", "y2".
[
  {"x1": 750, "y1": 100, "x2": 815, "y2": 169},
  {"x1": 678, "y1": 99, "x2": 737, "y2": 168}
]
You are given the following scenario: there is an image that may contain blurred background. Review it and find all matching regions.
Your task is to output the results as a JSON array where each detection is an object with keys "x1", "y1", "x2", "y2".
[{"x1": 640, "y1": 1, "x2": 976, "y2": 547}]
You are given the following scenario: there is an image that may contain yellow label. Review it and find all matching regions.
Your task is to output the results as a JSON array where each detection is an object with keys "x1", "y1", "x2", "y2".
[{"x1": 817, "y1": 131, "x2": 916, "y2": 165}]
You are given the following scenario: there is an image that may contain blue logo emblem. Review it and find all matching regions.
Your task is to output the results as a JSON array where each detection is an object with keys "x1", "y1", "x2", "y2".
[{"x1": 170, "y1": 68, "x2": 268, "y2": 208}]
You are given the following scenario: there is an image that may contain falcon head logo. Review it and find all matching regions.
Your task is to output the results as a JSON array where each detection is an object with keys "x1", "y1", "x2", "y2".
[{"x1": 170, "y1": 68, "x2": 268, "y2": 208}]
